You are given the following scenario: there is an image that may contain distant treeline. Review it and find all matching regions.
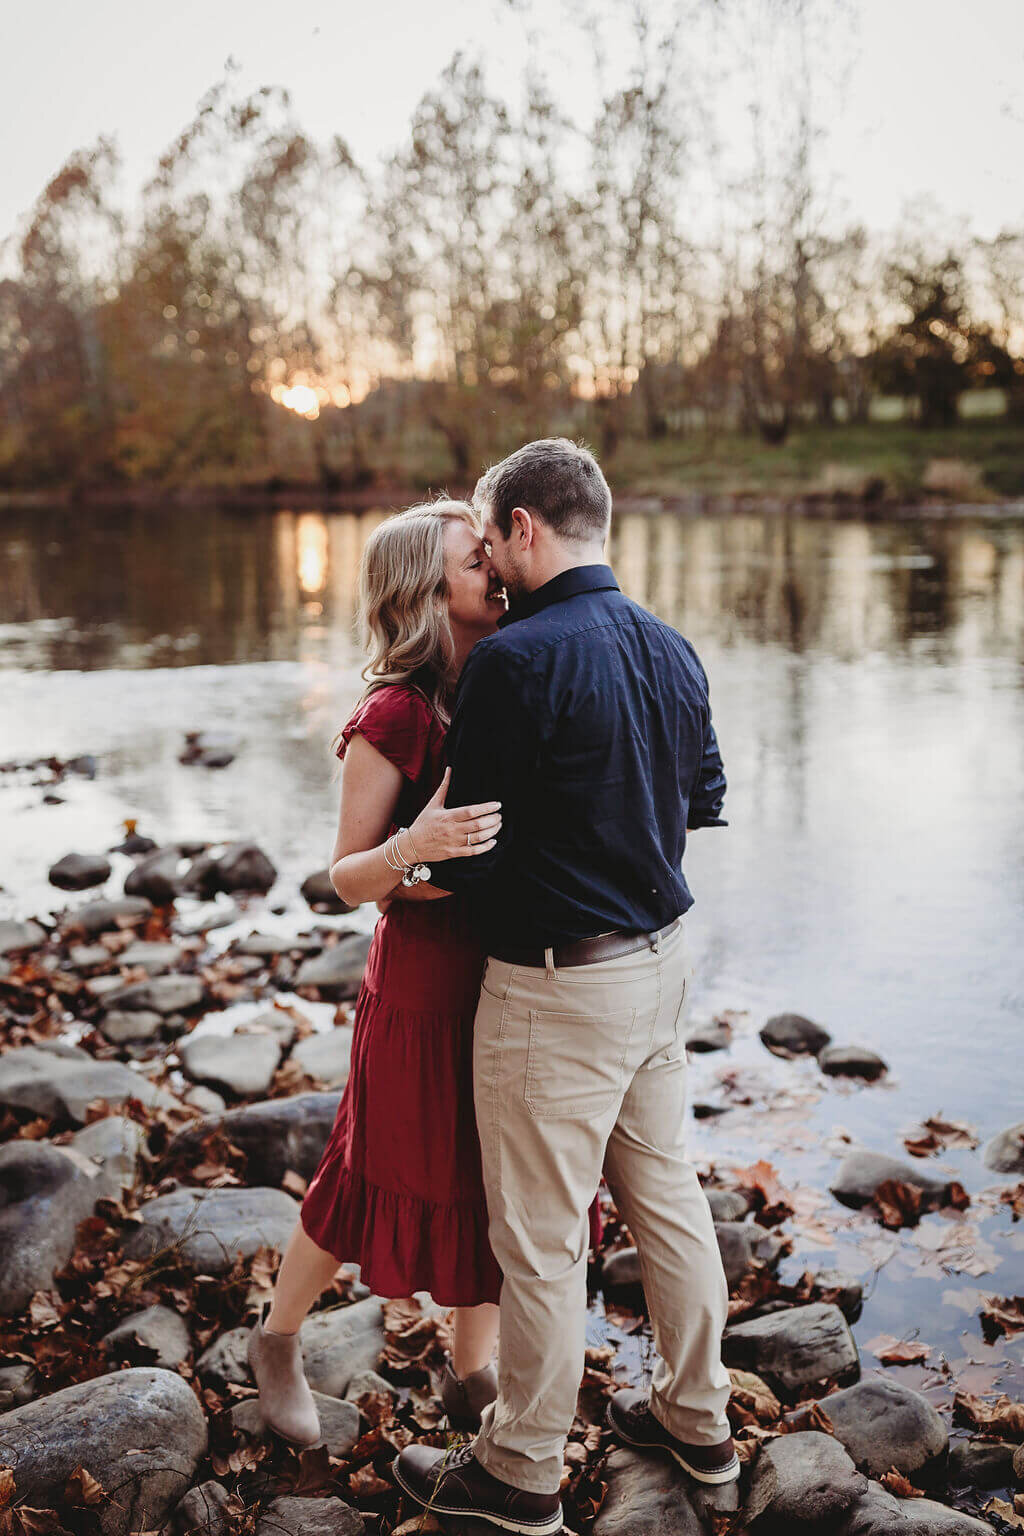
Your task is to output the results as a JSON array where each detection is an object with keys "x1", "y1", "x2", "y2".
[{"x1": 2, "y1": 18, "x2": 1023, "y2": 491}]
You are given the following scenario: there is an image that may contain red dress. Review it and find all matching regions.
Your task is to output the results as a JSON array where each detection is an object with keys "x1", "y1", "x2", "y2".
[{"x1": 300, "y1": 684, "x2": 503, "y2": 1307}]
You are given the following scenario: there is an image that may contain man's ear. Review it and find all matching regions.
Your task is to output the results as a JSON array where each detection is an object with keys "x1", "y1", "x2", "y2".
[{"x1": 510, "y1": 506, "x2": 534, "y2": 548}]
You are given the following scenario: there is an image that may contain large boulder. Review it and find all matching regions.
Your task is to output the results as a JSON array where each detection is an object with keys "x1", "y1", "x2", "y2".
[
  {"x1": 760, "y1": 1013, "x2": 831, "y2": 1056},
  {"x1": 836, "y1": 1482, "x2": 997, "y2": 1536},
  {"x1": 983, "y1": 1122, "x2": 1024, "y2": 1175},
  {"x1": 0, "y1": 1142, "x2": 107, "y2": 1314},
  {"x1": 593, "y1": 1445, "x2": 705, "y2": 1535},
  {"x1": 124, "y1": 1187, "x2": 300, "y2": 1274},
  {"x1": 162, "y1": 1092, "x2": 341, "y2": 1186},
  {"x1": 831, "y1": 1149, "x2": 953, "y2": 1210},
  {"x1": 723, "y1": 1303, "x2": 858, "y2": 1395},
  {"x1": 295, "y1": 934, "x2": 373, "y2": 1001},
  {"x1": 745, "y1": 1430, "x2": 867, "y2": 1527},
  {"x1": 49, "y1": 852, "x2": 112, "y2": 891},
  {"x1": 0, "y1": 1367, "x2": 207, "y2": 1536},
  {"x1": 0, "y1": 1045, "x2": 180, "y2": 1124},
  {"x1": 821, "y1": 1376, "x2": 948, "y2": 1478},
  {"x1": 179, "y1": 1031, "x2": 282, "y2": 1098},
  {"x1": 0, "y1": 919, "x2": 46, "y2": 956},
  {"x1": 299, "y1": 1297, "x2": 388, "y2": 1398}
]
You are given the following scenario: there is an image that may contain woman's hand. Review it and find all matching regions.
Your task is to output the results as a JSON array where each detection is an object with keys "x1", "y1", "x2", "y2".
[{"x1": 403, "y1": 768, "x2": 501, "y2": 863}]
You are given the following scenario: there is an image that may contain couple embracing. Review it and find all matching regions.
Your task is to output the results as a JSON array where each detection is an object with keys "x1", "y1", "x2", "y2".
[{"x1": 249, "y1": 438, "x2": 738, "y2": 1534}]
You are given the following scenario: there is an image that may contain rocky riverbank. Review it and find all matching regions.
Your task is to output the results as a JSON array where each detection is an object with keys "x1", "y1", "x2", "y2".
[{"x1": 1, "y1": 804, "x2": 1023, "y2": 1533}]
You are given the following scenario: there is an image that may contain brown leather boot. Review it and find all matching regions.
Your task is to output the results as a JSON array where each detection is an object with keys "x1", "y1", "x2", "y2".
[
  {"x1": 439, "y1": 1358, "x2": 499, "y2": 1432},
  {"x1": 246, "y1": 1305, "x2": 321, "y2": 1448},
  {"x1": 607, "y1": 1388, "x2": 739, "y2": 1484},
  {"x1": 393, "y1": 1441, "x2": 563, "y2": 1534}
]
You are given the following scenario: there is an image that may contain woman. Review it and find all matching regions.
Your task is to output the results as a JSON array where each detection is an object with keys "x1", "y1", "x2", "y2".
[{"x1": 248, "y1": 500, "x2": 509, "y2": 1446}]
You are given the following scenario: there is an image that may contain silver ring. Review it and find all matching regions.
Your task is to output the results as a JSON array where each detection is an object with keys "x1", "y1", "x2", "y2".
[{"x1": 467, "y1": 832, "x2": 472, "y2": 846}]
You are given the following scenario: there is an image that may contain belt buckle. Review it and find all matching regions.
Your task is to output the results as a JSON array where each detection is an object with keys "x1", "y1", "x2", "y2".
[{"x1": 648, "y1": 929, "x2": 662, "y2": 955}]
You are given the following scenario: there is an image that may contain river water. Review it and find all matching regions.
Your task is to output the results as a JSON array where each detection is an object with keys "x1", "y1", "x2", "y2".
[{"x1": 1, "y1": 501, "x2": 1022, "y2": 1410}]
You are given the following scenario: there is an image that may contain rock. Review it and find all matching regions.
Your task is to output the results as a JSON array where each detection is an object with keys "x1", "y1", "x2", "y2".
[
  {"x1": 685, "y1": 1023, "x2": 732, "y2": 1053},
  {"x1": 821, "y1": 1377, "x2": 948, "y2": 1478},
  {"x1": 49, "y1": 851, "x2": 112, "y2": 890},
  {"x1": 593, "y1": 1446, "x2": 705, "y2": 1535},
  {"x1": 746, "y1": 1431, "x2": 867, "y2": 1526},
  {"x1": 983, "y1": 1122, "x2": 1024, "y2": 1175},
  {"x1": 255, "y1": 1495, "x2": 364, "y2": 1536},
  {"x1": 831, "y1": 1149, "x2": 951, "y2": 1209},
  {"x1": 109, "y1": 831, "x2": 159, "y2": 856},
  {"x1": 0, "y1": 1363, "x2": 36, "y2": 1410},
  {"x1": 705, "y1": 1187, "x2": 750, "y2": 1223},
  {"x1": 0, "y1": 1142, "x2": 108, "y2": 1312},
  {"x1": 163, "y1": 1092, "x2": 340, "y2": 1186},
  {"x1": 831, "y1": 1479, "x2": 906, "y2": 1535},
  {"x1": 196, "y1": 1327, "x2": 252, "y2": 1391},
  {"x1": 125, "y1": 1187, "x2": 299, "y2": 1274},
  {"x1": 295, "y1": 934, "x2": 373, "y2": 1000},
  {"x1": 179, "y1": 1032, "x2": 282, "y2": 1098},
  {"x1": 900, "y1": 1499, "x2": 996, "y2": 1532},
  {"x1": 180, "y1": 731, "x2": 239, "y2": 769},
  {"x1": 806, "y1": 1267, "x2": 864, "y2": 1320},
  {"x1": 0, "y1": 1367, "x2": 207, "y2": 1536},
  {"x1": 184, "y1": 1084, "x2": 227, "y2": 1115},
  {"x1": 103, "y1": 973, "x2": 206, "y2": 1016},
  {"x1": 293, "y1": 1028, "x2": 353, "y2": 1086},
  {"x1": 723, "y1": 1303, "x2": 858, "y2": 1395},
  {"x1": 68, "y1": 942, "x2": 114, "y2": 970},
  {"x1": 819, "y1": 1045, "x2": 888, "y2": 1080},
  {"x1": 602, "y1": 1246, "x2": 642, "y2": 1291},
  {"x1": 238, "y1": 1008, "x2": 301, "y2": 1049},
  {"x1": 102, "y1": 1305, "x2": 192, "y2": 1369},
  {"x1": 232, "y1": 1392, "x2": 360, "y2": 1456},
  {"x1": 234, "y1": 932, "x2": 322, "y2": 958},
  {"x1": 213, "y1": 842, "x2": 277, "y2": 895},
  {"x1": 1015, "y1": 1440, "x2": 1024, "y2": 1484},
  {"x1": 174, "y1": 1479, "x2": 234, "y2": 1536},
  {"x1": 948, "y1": 1437, "x2": 1016, "y2": 1488},
  {"x1": 715, "y1": 1222, "x2": 783, "y2": 1290},
  {"x1": 118, "y1": 940, "x2": 183, "y2": 974},
  {"x1": 71, "y1": 1114, "x2": 147, "y2": 1193},
  {"x1": 0, "y1": 918, "x2": 46, "y2": 955},
  {"x1": 99, "y1": 1008, "x2": 165, "y2": 1044},
  {"x1": 61, "y1": 896, "x2": 153, "y2": 936},
  {"x1": 344, "y1": 1368, "x2": 395, "y2": 1405},
  {"x1": 175, "y1": 901, "x2": 242, "y2": 936},
  {"x1": 300, "y1": 1297, "x2": 388, "y2": 1397},
  {"x1": 125, "y1": 847, "x2": 184, "y2": 904},
  {"x1": 0, "y1": 1045, "x2": 179, "y2": 1125},
  {"x1": 301, "y1": 869, "x2": 356, "y2": 915},
  {"x1": 760, "y1": 1012, "x2": 831, "y2": 1056}
]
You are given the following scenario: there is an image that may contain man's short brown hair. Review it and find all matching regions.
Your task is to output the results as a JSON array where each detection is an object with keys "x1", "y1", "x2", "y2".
[{"x1": 473, "y1": 438, "x2": 612, "y2": 542}]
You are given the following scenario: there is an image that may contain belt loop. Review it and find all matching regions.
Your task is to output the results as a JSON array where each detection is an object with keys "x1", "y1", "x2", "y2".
[{"x1": 544, "y1": 945, "x2": 556, "y2": 980}]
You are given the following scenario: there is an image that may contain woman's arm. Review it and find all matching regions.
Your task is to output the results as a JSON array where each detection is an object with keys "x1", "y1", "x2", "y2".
[{"x1": 328, "y1": 735, "x2": 501, "y2": 907}]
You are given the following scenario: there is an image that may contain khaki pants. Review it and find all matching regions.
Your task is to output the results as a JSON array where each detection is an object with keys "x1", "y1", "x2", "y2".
[{"x1": 472, "y1": 924, "x2": 731, "y2": 1495}]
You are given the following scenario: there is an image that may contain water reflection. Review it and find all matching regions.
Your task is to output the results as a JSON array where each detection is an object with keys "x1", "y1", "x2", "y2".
[{"x1": 0, "y1": 505, "x2": 1021, "y2": 674}]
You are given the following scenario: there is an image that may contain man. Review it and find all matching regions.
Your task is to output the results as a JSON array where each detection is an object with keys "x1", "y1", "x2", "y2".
[{"x1": 394, "y1": 439, "x2": 737, "y2": 1535}]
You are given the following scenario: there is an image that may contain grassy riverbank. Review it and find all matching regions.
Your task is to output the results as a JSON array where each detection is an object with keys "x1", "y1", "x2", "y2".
[{"x1": 2, "y1": 419, "x2": 1023, "y2": 513}]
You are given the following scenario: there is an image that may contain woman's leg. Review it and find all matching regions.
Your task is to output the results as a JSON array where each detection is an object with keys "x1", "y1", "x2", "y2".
[
  {"x1": 452, "y1": 1301, "x2": 500, "y2": 1378},
  {"x1": 266, "y1": 1220, "x2": 343, "y2": 1334}
]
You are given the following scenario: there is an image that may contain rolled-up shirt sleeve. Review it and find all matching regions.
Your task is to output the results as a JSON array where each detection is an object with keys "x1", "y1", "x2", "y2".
[{"x1": 430, "y1": 641, "x2": 537, "y2": 891}]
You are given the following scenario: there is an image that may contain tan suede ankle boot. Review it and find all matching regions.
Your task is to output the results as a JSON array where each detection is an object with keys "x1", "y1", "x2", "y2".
[
  {"x1": 439, "y1": 1358, "x2": 498, "y2": 1433},
  {"x1": 246, "y1": 1304, "x2": 321, "y2": 1447}
]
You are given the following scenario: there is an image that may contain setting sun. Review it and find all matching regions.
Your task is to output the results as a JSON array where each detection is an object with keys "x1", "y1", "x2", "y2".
[{"x1": 279, "y1": 384, "x2": 320, "y2": 420}]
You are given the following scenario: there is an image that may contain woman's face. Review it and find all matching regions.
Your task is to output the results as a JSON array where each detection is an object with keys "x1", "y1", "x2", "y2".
[{"x1": 444, "y1": 518, "x2": 507, "y2": 636}]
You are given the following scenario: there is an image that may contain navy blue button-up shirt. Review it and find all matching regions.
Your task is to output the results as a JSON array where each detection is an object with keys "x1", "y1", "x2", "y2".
[{"x1": 432, "y1": 564, "x2": 727, "y2": 950}]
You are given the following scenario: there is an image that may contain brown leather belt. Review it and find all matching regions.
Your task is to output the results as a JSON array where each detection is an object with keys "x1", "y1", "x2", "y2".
[{"x1": 490, "y1": 919, "x2": 681, "y2": 970}]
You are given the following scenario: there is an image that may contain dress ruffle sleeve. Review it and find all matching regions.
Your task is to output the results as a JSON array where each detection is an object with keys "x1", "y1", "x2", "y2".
[{"x1": 337, "y1": 686, "x2": 435, "y2": 784}]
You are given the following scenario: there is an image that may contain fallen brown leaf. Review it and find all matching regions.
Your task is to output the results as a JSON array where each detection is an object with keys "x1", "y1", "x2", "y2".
[
  {"x1": 986, "y1": 1496, "x2": 1024, "y2": 1530},
  {"x1": 348, "y1": 1464, "x2": 392, "y2": 1499},
  {"x1": 879, "y1": 1468, "x2": 924, "y2": 1498},
  {"x1": 868, "y1": 1333, "x2": 932, "y2": 1365},
  {"x1": 980, "y1": 1295, "x2": 1024, "y2": 1342},
  {"x1": 62, "y1": 1467, "x2": 105, "y2": 1507},
  {"x1": 954, "y1": 1391, "x2": 1024, "y2": 1441}
]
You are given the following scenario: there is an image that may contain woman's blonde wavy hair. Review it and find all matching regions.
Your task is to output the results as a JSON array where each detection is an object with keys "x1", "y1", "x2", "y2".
[{"x1": 333, "y1": 500, "x2": 479, "y2": 752}]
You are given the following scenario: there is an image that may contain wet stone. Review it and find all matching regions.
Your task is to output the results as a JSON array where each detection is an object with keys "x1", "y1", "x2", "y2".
[
  {"x1": 819, "y1": 1044, "x2": 889, "y2": 1080},
  {"x1": 723, "y1": 1302, "x2": 859, "y2": 1395},
  {"x1": 948, "y1": 1437, "x2": 1017, "y2": 1488},
  {"x1": 745, "y1": 1430, "x2": 867, "y2": 1527},
  {"x1": 162, "y1": 1092, "x2": 341, "y2": 1187},
  {"x1": 232, "y1": 1392, "x2": 360, "y2": 1456},
  {"x1": 103, "y1": 973, "x2": 206, "y2": 1016},
  {"x1": 295, "y1": 933, "x2": 372, "y2": 1000},
  {"x1": 0, "y1": 1044, "x2": 180, "y2": 1124},
  {"x1": 830, "y1": 1149, "x2": 951, "y2": 1209},
  {"x1": 0, "y1": 1142, "x2": 106, "y2": 1314},
  {"x1": 174, "y1": 1480, "x2": 234, "y2": 1536},
  {"x1": 49, "y1": 851, "x2": 112, "y2": 891},
  {"x1": 685, "y1": 1023, "x2": 732, "y2": 1053},
  {"x1": 760, "y1": 1012, "x2": 831, "y2": 1056},
  {"x1": 299, "y1": 1297, "x2": 389, "y2": 1398},
  {"x1": 0, "y1": 918, "x2": 47, "y2": 956},
  {"x1": 196, "y1": 1327, "x2": 252, "y2": 1391},
  {"x1": 254, "y1": 1496, "x2": 364, "y2": 1536},
  {"x1": 983, "y1": 1121, "x2": 1024, "y2": 1175},
  {"x1": 593, "y1": 1446, "x2": 705, "y2": 1535},
  {"x1": 102, "y1": 1305, "x2": 192, "y2": 1369},
  {"x1": 0, "y1": 1362, "x2": 36, "y2": 1410},
  {"x1": 61, "y1": 896, "x2": 152, "y2": 937},
  {"x1": 705, "y1": 1187, "x2": 750, "y2": 1222},
  {"x1": 806, "y1": 1267, "x2": 864, "y2": 1319},
  {"x1": 301, "y1": 868, "x2": 356, "y2": 914},
  {"x1": 715, "y1": 1221, "x2": 783, "y2": 1290},
  {"x1": 124, "y1": 1186, "x2": 300, "y2": 1274},
  {"x1": 820, "y1": 1376, "x2": 948, "y2": 1479}
]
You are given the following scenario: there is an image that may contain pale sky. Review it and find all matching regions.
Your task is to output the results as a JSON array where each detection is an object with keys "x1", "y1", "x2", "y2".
[{"x1": 1, "y1": 0, "x2": 1023, "y2": 245}]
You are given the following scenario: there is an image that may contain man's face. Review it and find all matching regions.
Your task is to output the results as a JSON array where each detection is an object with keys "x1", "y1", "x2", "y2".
[{"x1": 482, "y1": 511, "x2": 531, "y2": 602}]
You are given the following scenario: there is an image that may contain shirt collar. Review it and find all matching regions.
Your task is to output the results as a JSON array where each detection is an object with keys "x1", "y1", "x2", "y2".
[{"x1": 497, "y1": 564, "x2": 620, "y2": 627}]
